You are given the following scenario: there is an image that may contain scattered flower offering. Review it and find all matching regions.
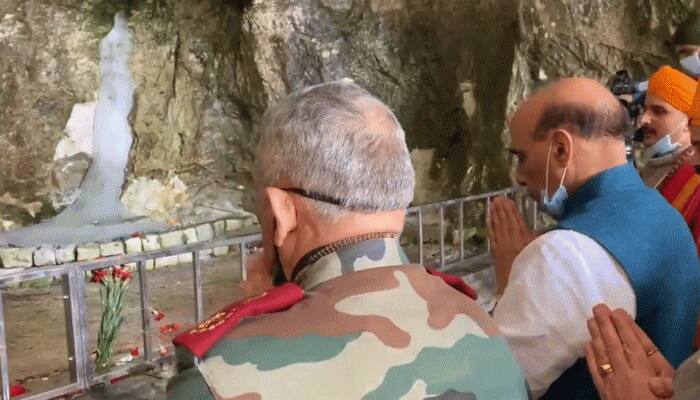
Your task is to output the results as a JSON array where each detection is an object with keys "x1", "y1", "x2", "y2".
[
  {"x1": 159, "y1": 323, "x2": 182, "y2": 334},
  {"x1": 149, "y1": 307, "x2": 166, "y2": 321},
  {"x1": 10, "y1": 383, "x2": 26, "y2": 397}
]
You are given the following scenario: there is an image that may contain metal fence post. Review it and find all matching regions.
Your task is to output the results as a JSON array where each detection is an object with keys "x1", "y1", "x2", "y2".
[
  {"x1": 0, "y1": 289, "x2": 10, "y2": 400},
  {"x1": 240, "y1": 243, "x2": 247, "y2": 281},
  {"x1": 193, "y1": 251, "x2": 203, "y2": 323},
  {"x1": 485, "y1": 197, "x2": 491, "y2": 253},
  {"x1": 439, "y1": 206, "x2": 445, "y2": 269},
  {"x1": 459, "y1": 201, "x2": 464, "y2": 261},
  {"x1": 137, "y1": 261, "x2": 153, "y2": 362},
  {"x1": 63, "y1": 271, "x2": 90, "y2": 390},
  {"x1": 417, "y1": 209, "x2": 424, "y2": 266}
]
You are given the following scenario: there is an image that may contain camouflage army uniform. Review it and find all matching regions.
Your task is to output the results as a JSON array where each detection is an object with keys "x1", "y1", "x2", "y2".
[{"x1": 167, "y1": 233, "x2": 529, "y2": 400}]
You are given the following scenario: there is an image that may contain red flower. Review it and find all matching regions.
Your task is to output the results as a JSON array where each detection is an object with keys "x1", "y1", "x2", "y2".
[
  {"x1": 130, "y1": 347, "x2": 140, "y2": 357},
  {"x1": 159, "y1": 323, "x2": 182, "y2": 335},
  {"x1": 112, "y1": 266, "x2": 133, "y2": 282},
  {"x1": 10, "y1": 383, "x2": 26, "y2": 397},
  {"x1": 110, "y1": 375, "x2": 127, "y2": 384},
  {"x1": 150, "y1": 308, "x2": 166, "y2": 321},
  {"x1": 90, "y1": 269, "x2": 109, "y2": 284},
  {"x1": 159, "y1": 324, "x2": 175, "y2": 334}
]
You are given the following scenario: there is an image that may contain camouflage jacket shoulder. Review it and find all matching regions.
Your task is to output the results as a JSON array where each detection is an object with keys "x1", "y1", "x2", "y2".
[{"x1": 167, "y1": 236, "x2": 529, "y2": 400}]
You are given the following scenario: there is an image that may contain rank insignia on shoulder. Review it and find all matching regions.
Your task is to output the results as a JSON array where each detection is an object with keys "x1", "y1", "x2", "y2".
[
  {"x1": 173, "y1": 283, "x2": 304, "y2": 358},
  {"x1": 426, "y1": 267, "x2": 478, "y2": 300}
]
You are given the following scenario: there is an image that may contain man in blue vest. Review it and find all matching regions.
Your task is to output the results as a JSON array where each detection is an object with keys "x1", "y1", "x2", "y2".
[{"x1": 489, "y1": 77, "x2": 700, "y2": 399}]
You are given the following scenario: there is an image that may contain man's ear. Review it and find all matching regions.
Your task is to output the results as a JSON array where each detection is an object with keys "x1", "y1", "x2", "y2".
[
  {"x1": 551, "y1": 128, "x2": 574, "y2": 166},
  {"x1": 684, "y1": 120, "x2": 692, "y2": 135},
  {"x1": 264, "y1": 187, "x2": 298, "y2": 247}
]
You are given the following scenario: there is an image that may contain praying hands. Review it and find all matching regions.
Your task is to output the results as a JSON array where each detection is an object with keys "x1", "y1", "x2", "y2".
[
  {"x1": 487, "y1": 196, "x2": 536, "y2": 295},
  {"x1": 585, "y1": 304, "x2": 675, "y2": 400}
]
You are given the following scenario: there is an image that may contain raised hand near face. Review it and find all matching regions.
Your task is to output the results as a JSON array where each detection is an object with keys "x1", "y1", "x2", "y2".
[
  {"x1": 238, "y1": 250, "x2": 275, "y2": 298},
  {"x1": 487, "y1": 196, "x2": 536, "y2": 294}
]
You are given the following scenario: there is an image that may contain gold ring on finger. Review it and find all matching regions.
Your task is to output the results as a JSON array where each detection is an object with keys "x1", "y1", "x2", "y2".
[
  {"x1": 598, "y1": 363, "x2": 614, "y2": 377},
  {"x1": 646, "y1": 348, "x2": 658, "y2": 357}
]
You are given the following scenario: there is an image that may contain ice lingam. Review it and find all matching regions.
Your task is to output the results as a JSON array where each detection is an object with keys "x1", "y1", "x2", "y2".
[{"x1": 0, "y1": 12, "x2": 167, "y2": 248}]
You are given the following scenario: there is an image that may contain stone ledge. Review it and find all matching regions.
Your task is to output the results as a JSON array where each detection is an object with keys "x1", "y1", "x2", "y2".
[
  {"x1": 77, "y1": 244, "x2": 101, "y2": 261},
  {"x1": 195, "y1": 224, "x2": 214, "y2": 258},
  {"x1": 141, "y1": 234, "x2": 160, "y2": 270},
  {"x1": 0, "y1": 247, "x2": 36, "y2": 268},
  {"x1": 34, "y1": 246, "x2": 57, "y2": 266},
  {"x1": 56, "y1": 245, "x2": 76, "y2": 264},
  {"x1": 125, "y1": 237, "x2": 143, "y2": 253},
  {"x1": 124, "y1": 237, "x2": 143, "y2": 269},
  {"x1": 213, "y1": 220, "x2": 226, "y2": 236},
  {"x1": 100, "y1": 241, "x2": 125, "y2": 257},
  {"x1": 0, "y1": 215, "x2": 257, "y2": 270}
]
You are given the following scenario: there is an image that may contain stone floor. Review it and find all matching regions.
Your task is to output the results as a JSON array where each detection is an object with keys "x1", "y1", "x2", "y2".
[
  {"x1": 75, "y1": 376, "x2": 166, "y2": 400},
  {"x1": 3, "y1": 244, "x2": 496, "y2": 399},
  {"x1": 3, "y1": 253, "x2": 245, "y2": 399}
]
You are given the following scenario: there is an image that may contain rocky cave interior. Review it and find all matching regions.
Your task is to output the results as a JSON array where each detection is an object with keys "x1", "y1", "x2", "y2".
[
  {"x1": 0, "y1": 0, "x2": 697, "y2": 398},
  {"x1": 1, "y1": 0, "x2": 693, "y2": 235}
]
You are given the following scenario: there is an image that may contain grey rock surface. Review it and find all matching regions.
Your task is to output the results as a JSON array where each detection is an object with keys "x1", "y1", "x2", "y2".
[{"x1": 0, "y1": 0, "x2": 696, "y2": 231}]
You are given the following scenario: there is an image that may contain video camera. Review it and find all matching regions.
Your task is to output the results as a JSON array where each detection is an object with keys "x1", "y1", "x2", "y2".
[
  {"x1": 606, "y1": 70, "x2": 647, "y2": 142},
  {"x1": 606, "y1": 70, "x2": 648, "y2": 165}
]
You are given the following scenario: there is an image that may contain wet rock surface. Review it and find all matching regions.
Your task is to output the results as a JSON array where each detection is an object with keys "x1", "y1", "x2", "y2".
[{"x1": 4, "y1": 0, "x2": 692, "y2": 229}]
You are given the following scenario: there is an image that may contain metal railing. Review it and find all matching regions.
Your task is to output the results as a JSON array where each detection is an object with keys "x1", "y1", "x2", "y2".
[
  {"x1": 0, "y1": 187, "x2": 537, "y2": 400},
  {"x1": 406, "y1": 186, "x2": 538, "y2": 269}
]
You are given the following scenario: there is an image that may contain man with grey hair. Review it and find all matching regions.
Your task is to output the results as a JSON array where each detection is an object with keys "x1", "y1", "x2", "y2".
[{"x1": 167, "y1": 81, "x2": 529, "y2": 399}]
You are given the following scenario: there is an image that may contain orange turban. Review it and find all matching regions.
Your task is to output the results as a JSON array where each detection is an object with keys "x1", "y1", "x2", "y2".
[
  {"x1": 691, "y1": 78, "x2": 700, "y2": 125},
  {"x1": 647, "y1": 65, "x2": 697, "y2": 115}
]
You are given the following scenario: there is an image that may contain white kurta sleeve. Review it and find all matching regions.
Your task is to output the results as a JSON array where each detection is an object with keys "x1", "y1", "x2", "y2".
[{"x1": 493, "y1": 230, "x2": 636, "y2": 399}]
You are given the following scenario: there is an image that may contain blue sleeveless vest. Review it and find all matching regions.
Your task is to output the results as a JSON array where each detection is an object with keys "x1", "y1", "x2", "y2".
[{"x1": 542, "y1": 163, "x2": 700, "y2": 400}]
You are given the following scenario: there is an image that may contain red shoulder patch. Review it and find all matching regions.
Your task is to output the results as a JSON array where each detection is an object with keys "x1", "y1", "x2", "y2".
[
  {"x1": 425, "y1": 267, "x2": 478, "y2": 300},
  {"x1": 173, "y1": 283, "x2": 304, "y2": 358}
]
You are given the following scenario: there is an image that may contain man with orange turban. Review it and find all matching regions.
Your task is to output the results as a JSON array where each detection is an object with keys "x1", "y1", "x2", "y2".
[
  {"x1": 650, "y1": 70, "x2": 700, "y2": 249},
  {"x1": 656, "y1": 78, "x2": 700, "y2": 352},
  {"x1": 638, "y1": 65, "x2": 699, "y2": 188},
  {"x1": 640, "y1": 72, "x2": 700, "y2": 349}
]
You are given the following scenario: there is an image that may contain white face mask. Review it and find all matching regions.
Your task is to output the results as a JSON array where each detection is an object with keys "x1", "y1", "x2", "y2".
[
  {"x1": 539, "y1": 141, "x2": 569, "y2": 219},
  {"x1": 680, "y1": 53, "x2": 700, "y2": 77}
]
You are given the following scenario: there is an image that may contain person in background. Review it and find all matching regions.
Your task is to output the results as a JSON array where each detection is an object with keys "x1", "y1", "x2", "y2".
[
  {"x1": 643, "y1": 71, "x2": 700, "y2": 351},
  {"x1": 671, "y1": 11, "x2": 700, "y2": 141},
  {"x1": 489, "y1": 77, "x2": 700, "y2": 399},
  {"x1": 637, "y1": 66, "x2": 697, "y2": 188},
  {"x1": 607, "y1": 12, "x2": 700, "y2": 158},
  {"x1": 674, "y1": 12, "x2": 700, "y2": 79}
]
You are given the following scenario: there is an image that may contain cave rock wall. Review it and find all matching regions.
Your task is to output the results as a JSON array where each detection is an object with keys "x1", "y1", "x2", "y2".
[{"x1": 0, "y1": 0, "x2": 696, "y2": 229}]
